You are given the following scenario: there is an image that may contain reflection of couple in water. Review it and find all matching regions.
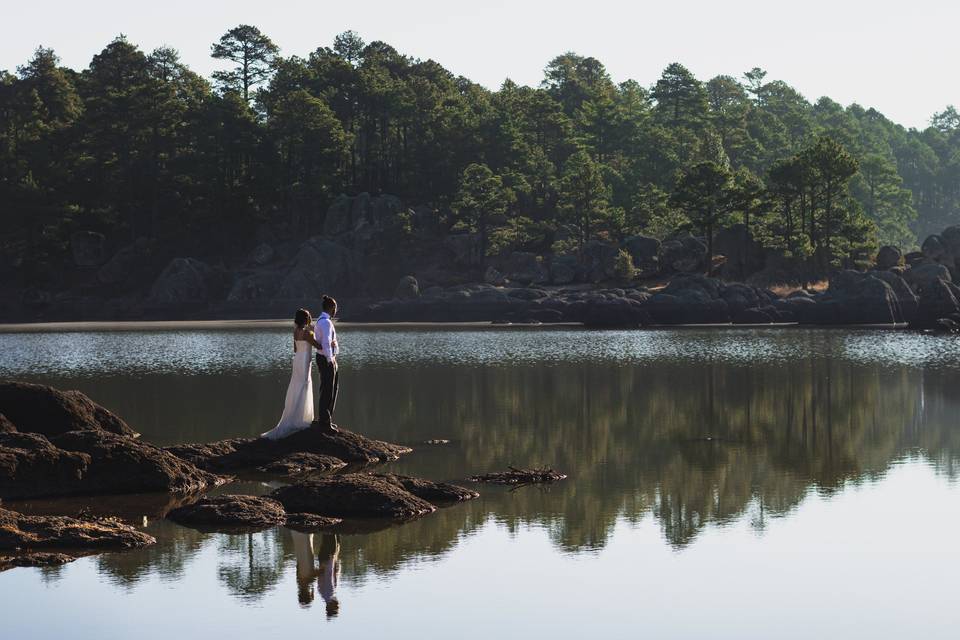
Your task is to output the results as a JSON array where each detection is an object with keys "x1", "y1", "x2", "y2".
[{"x1": 293, "y1": 531, "x2": 341, "y2": 616}]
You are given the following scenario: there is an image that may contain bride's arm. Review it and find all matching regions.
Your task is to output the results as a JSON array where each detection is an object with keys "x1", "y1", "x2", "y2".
[{"x1": 304, "y1": 328, "x2": 323, "y2": 351}]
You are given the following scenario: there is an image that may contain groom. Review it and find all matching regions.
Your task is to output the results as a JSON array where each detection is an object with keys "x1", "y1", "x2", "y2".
[{"x1": 314, "y1": 295, "x2": 340, "y2": 432}]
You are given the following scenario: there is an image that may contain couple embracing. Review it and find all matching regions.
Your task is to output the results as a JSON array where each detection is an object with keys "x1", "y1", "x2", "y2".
[{"x1": 261, "y1": 296, "x2": 341, "y2": 440}]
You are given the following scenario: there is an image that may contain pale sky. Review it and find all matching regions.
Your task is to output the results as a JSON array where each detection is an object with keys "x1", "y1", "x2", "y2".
[{"x1": 5, "y1": 0, "x2": 957, "y2": 129}]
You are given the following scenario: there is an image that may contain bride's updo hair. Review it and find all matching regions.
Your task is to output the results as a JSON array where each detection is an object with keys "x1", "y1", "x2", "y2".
[
  {"x1": 321, "y1": 295, "x2": 337, "y2": 314},
  {"x1": 294, "y1": 308, "x2": 311, "y2": 328}
]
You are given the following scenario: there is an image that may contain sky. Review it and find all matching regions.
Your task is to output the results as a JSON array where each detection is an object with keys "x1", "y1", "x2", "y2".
[{"x1": 4, "y1": 0, "x2": 957, "y2": 130}]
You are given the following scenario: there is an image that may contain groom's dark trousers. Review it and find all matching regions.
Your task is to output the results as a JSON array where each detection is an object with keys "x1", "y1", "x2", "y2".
[{"x1": 316, "y1": 355, "x2": 339, "y2": 425}]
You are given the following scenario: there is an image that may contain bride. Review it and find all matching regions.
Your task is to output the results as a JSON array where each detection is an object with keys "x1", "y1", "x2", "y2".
[{"x1": 261, "y1": 309, "x2": 323, "y2": 440}]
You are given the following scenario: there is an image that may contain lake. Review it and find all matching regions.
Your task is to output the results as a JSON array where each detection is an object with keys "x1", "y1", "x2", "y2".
[{"x1": 1, "y1": 326, "x2": 959, "y2": 639}]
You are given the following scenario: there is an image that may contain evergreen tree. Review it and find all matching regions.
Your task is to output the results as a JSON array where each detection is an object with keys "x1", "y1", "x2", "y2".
[
  {"x1": 452, "y1": 163, "x2": 515, "y2": 266},
  {"x1": 211, "y1": 25, "x2": 279, "y2": 103}
]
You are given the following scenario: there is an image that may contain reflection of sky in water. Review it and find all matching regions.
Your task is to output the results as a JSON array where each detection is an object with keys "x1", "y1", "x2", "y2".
[
  {"x1": 3, "y1": 327, "x2": 960, "y2": 376},
  {"x1": 2, "y1": 463, "x2": 958, "y2": 639}
]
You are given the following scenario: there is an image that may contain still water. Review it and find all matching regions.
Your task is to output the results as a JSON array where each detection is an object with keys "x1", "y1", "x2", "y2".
[{"x1": 1, "y1": 326, "x2": 959, "y2": 638}]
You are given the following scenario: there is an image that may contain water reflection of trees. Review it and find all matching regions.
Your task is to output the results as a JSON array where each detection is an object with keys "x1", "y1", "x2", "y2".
[
  {"x1": 347, "y1": 357, "x2": 959, "y2": 553},
  {"x1": 48, "y1": 353, "x2": 960, "y2": 600}
]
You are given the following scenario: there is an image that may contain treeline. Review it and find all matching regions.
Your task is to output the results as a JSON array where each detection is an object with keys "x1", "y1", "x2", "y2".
[{"x1": 2, "y1": 26, "x2": 959, "y2": 286}]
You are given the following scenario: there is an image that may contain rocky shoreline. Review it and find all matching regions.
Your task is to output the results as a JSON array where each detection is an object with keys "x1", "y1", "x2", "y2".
[
  {"x1": 0, "y1": 381, "x2": 481, "y2": 570},
  {"x1": 6, "y1": 190, "x2": 960, "y2": 334},
  {"x1": 354, "y1": 265, "x2": 960, "y2": 331}
]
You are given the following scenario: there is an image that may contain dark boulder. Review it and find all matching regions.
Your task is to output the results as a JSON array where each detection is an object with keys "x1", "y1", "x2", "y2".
[
  {"x1": 773, "y1": 296, "x2": 818, "y2": 323},
  {"x1": 283, "y1": 513, "x2": 344, "y2": 532},
  {"x1": 721, "y1": 283, "x2": 762, "y2": 317},
  {"x1": 0, "y1": 381, "x2": 138, "y2": 438},
  {"x1": 255, "y1": 452, "x2": 347, "y2": 475},
  {"x1": 167, "y1": 495, "x2": 287, "y2": 531},
  {"x1": 250, "y1": 243, "x2": 275, "y2": 266},
  {"x1": 372, "y1": 473, "x2": 479, "y2": 505},
  {"x1": 875, "y1": 245, "x2": 903, "y2": 270},
  {"x1": 647, "y1": 294, "x2": 728, "y2": 324},
  {"x1": 276, "y1": 237, "x2": 357, "y2": 300},
  {"x1": 226, "y1": 270, "x2": 283, "y2": 302},
  {"x1": 623, "y1": 235, "x2": 661, "y2": 264},
  {"x1": 322, "y1": 194, "x2": 355, "y2": 235},
  {"x1": 0, "y1": 414, "x2": 15, "y2": 433},
  {"x1": 732, "y1": 307, "x2": 775, "y2": 324},
  {"x1": 502, "y1": 252, "x2": 548, "y2": 285},
  {"x1": 444, "y1": 234, "x2": 482, "y2": 268},
  {"x1": 395, "y1": 275, "x2": 420, "y2": 300},
  {"x1": 579, "y1": 241, "x2": 619, "y2": 282},
  {"x1": 663, "y1": 274, "x2": 723, "y2": 300},
  {"x1": 814, "y1": 271, "x2": 902, "y2": 324},
  {"x1": 871, "y1": 270, "x2": 919, "y2": 323},
  {"x1": 0, "y1": 432, "x2": 90, "y2": 499},
  {"x1": 904, "y1": 251, "x2": 927, "y2": 269},
  {"x1": 549, "y1": 255, "x2": 578, "y2": 285},
  {"x1": 940, "y1": 225, "x2": 960, "y2": 254},
  {"x1": 579, "y1": 297, "x2": 649, "y2": 327},
  {"x1": 49, "y1": 430, "x2": 222, "y2": 497},
  {"x1": 903, "y1": 263, "x2": 952, "y2": 292},
  {"x1": 506, "y1": 287, "x2": 549, "y2": 301},
  {"x1": 660, "y1": 236, "x2": 706, "y2": 273},
  {"x1": 270, "y1": 474, "x2": 437, "y2": 520},
  {"x1": 97, "y1": 238, "x2": 154, "y2": 286},
  {"x1": 165, "y1": 427, "x2": 411, "y2": 473},
  {"x1": 0, "y1": 507, "x2": 155, "y2": 552},
  {"x1": 70, "y1": 231, "x2": 107, "y2": 267},
  {"x1": 350, "y1": 192, "x2": 373, "y2": 229},
  {"x1": 647, "y1": 275, "x2": 729, "y2": 324},
  {"x1": 483, "y1": 266, "x2": 508, "y2": 286},
  {"x1": 912, "y1": 278, "x2": 960, "y2": 329},
  {"x1": 149, "y1": 257, "x2": 228, "y2": 303},
  {"x1": 922, "y1": 235, "x2": 946, "y2": 262},
  {"x1": 0, "y1": 552, "x2": 77, "y2": 572},
  {"x1": 369, "y1": 194, "x2": 404, "y2": 229}
]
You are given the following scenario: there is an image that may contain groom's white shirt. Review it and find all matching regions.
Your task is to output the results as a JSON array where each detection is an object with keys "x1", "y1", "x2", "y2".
[{"x1": 316, "y1": 312, "x2": 339, "y2": 363}]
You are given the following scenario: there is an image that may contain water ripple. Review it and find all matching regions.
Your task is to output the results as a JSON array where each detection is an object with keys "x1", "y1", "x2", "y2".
[{"x1": 1, "y1": 327, "x2": 959, "y2": 376}]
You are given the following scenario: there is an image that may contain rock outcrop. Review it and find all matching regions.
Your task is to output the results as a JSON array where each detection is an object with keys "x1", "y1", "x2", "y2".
[
  {"x1": 0, "y1": 382, "x2": 222, "y2": 499},
  {"x1": 0, "y1": 507, "x2": 155, "y2": 552},
  {"x1": 255, "y1": 452, "x2": 347, "y2": 476},
  {"x1": 270, "y1": 474, "x2": 440, "y2": 521},
  {"x1": 0, "y1": 552, "x2": 77, "y2": 572},
  {"x1": 373, "y1": 473, "x2": 480, "y2": 504},
  {"x1": 876, "y1": 245, "x2": 903, "y2": 269},
  {"x1": 0, "y1": 432, "x2": 91, "y2": 499},
  {"x1": 395, "y1": 275, "x2": 420, "y2": 300},
  {"x1": 812, "y1": 270, "x2": 905, "y2": 325},
  {"x1": 0, "y1": 430, "x2": 222, "y2": 500},
  {"x1": 167, "y1": 495, "x2": 288, "y2": 531},
  {"x1": 275, "y1": 237, "x2": 357, "y2": 300},
  {"x1": 0, "y1": 414, "x2": 17, "y2": 434},
  {"x1": 0, "y1": 381, "x2": 138, "y2": 438},
  {"x1": 70, "y1": 231, "x2": 107, "y2": 267},
  {"x1": 149, "y1": 257, "x2": 227, "y2": 303},
  {"x1": 165, "y1": 427, "x2": 411, "y2": 473},
  {"x1": 167, "y1": 494, "x2": 347, "y2": 532}
]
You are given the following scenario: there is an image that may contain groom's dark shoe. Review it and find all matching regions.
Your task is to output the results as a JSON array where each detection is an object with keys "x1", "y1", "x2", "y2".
[{"x1": 314, "y1": 412, "x2": 339, "y2": 433}]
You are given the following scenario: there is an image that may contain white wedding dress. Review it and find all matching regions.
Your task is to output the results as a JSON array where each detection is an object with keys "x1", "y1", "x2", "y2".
[{"x1": 261, "y1": 339, "x2": 315, "y2": 440}]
